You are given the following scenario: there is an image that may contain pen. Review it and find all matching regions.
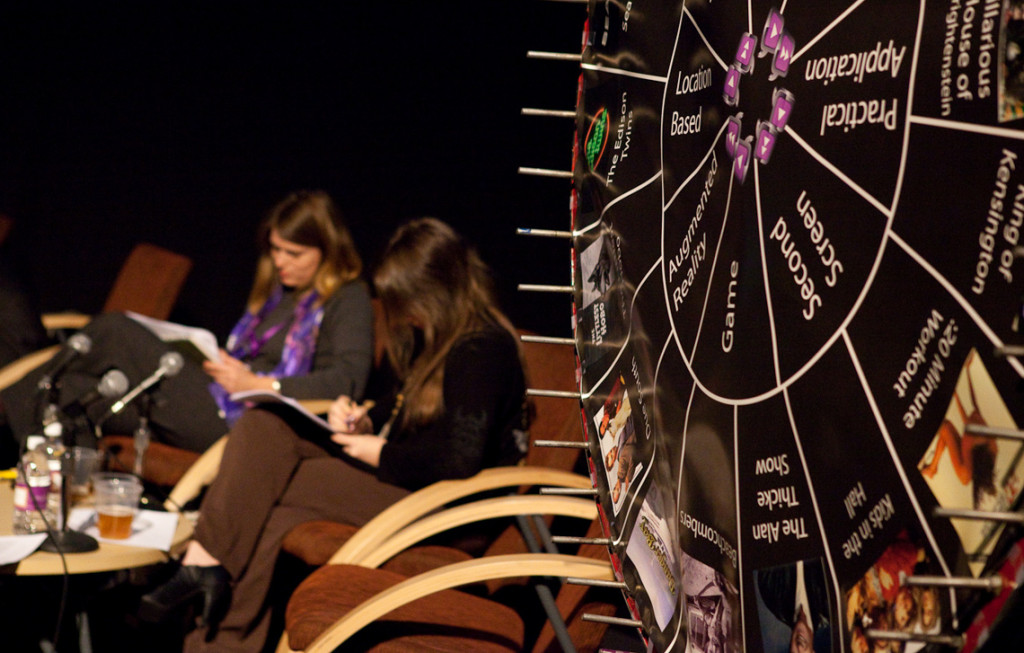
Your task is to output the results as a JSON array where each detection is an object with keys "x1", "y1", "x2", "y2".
[{"x1": 345, "y1": 400, "x2": 375, "y2": 430}]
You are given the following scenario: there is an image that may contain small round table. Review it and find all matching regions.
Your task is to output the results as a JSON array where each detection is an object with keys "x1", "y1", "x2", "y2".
[{"x1": 0, "y1": 482, "x2": 192, "y2": 576}]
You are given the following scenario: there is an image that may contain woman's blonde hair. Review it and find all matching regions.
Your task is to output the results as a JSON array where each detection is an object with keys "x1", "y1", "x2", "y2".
[
  {"x1": 247, "y1": 190, "x2": 362, "y2": 311},
  {"x1": 374, "y1": 217, "x2": 519, "y2": 427}
]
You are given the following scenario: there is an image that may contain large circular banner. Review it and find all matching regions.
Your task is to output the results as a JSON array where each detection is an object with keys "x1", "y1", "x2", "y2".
[{"x1": 570, "y1": 2, "x2": 1024, "y2": 651}]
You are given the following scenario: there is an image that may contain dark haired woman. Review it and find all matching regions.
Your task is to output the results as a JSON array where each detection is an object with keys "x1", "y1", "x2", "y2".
[
  {"x1": 0, "y1": 190, "x2": 374, "y2": 455},
  {"x1": 139, "y1": 217, "x2": 529, "y2": 651}
]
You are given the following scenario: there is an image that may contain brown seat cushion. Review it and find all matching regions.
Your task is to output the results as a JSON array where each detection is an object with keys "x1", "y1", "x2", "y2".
[
  {"x1": 99, "y1": 435, "x2": 201, "y2": 489},
  {"x1": 281, "y1": 520, "x2": 360, "y2": 566},
  {"x1": 285, "y1": 563, "x2": 524, "y2": 652},
  {"x1": 282, "y1": 520, "x2": 474, "y2": 574}
]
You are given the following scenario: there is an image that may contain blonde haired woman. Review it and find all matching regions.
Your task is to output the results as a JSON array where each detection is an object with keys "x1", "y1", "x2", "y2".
[{"x1": 0, "y1": 189, "x2": 373, "y2": 455}]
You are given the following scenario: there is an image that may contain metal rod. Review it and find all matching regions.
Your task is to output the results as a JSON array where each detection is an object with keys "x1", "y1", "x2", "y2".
[
  {"x1": 966, "y1": 423, "x2": 1024, "y2": 441},
  {"x1": 905, "y1": 574, "x2": 1006, "y2": 592},
  {"x1": 566, "y1": 577, "x2": 626, "y2": 589},
  {"x1": 521, "y1": 108, "x2": 577, "y2": 119},
  {"x1": 518, "y1": 166, "x2": 574, "y2": 179},
  {"x1": 516, "y1": 227, "x2": 574, "y2": 238},
  {"x1": 515, "y1": 515, "x2": 577, "y2": 653},
  {"x1": 582, "y1": 614, "x2": 642, "y2": 628},
  {"x1": 553, "y1": 535, "x2": 611, "y2": 546},
  {"x1": 531, "y1": 515, "x2": 560, "y2": 556},
  {"x1": 519, "y1": 284, "x2": 575, "y2": 294},
  {"x1": 533, "y1": 440, "x2": 589, "y2": 449},
  {"x1": 864, "y1": 630, "x2": 964, "y2": 648},
  {"x1": 527, "y1": 388, "x2": 582, "y2": 399},
  {"x1": 527, "y1": 50, "x2": 583, "y2": 62},
  {"x1": 520, "y1": 334, "x2": 576, "y2": 345},
  {"x1": 540, "y1": 487, "x2": 598, "y2": 497},
  {"x1": 933, "y1": 506, "x2": 1024, "y2": 524},
  {"x1": 995, "y1": 344, "x2": 1024, "y2": 357}
]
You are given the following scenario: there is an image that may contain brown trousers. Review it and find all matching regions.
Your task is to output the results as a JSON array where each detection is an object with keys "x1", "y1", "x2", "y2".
[{"x1": 183, "y1": 408, "x2": 410, "y2": 652}]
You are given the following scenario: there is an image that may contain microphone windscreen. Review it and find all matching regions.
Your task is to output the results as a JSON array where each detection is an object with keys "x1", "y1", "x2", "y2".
[
  {"x1": 160, "y1": 351, "x2": 185, "y2": 377},
  {"x1": 67, "y1": 332, "x2": 92, "y2": 355},
  {"x1": 98, "y1": 369, "x2": 129, "y2": 398}
]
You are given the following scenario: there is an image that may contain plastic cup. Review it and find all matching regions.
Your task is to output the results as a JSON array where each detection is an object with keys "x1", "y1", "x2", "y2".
[
  {"x1": 67, "y1": 447, "x2": 100, "y2": 499},
  {"x1": 91, "y1": 472, "x2": 143, "y2": 539}
]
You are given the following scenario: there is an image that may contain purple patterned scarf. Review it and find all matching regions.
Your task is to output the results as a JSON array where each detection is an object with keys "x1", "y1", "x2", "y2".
[{"x1": 209, "y1": 286, "x2": 324, "y2": 424}]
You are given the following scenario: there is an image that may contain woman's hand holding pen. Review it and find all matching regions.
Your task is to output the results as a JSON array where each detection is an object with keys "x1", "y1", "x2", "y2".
[
  {"x1": 327, "y1": 396, "x2": 374, "y2": 434},
  {"x1": 328, "y1": 395, "x2": 381, "y2": 466}
]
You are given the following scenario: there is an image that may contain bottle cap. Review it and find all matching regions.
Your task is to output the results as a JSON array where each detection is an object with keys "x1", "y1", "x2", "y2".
[{"x1": 44, "y1": 420, "x2": 63, "y2": 438}]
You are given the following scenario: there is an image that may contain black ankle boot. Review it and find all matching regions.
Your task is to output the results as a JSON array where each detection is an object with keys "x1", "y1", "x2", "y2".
[{"x1": 139, "y1": 564, "x2": 232, "y2": 633}]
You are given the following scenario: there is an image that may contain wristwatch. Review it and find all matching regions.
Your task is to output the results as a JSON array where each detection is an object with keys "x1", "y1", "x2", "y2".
[{"x1": 271, "y1": 379, "x2": 282, "y2": 393}]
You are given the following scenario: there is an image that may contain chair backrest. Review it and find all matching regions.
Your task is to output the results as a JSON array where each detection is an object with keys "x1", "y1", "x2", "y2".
[
  {"x1": 0, "y1": 345, "x2": 61, "y2": 393},
  {"x1": 518, "y1": 332, "x2": 583, "y2": 472},
  {"x1": 470, "y1": 335, "x2": 584, "y2": 586},
  {"x1": 101, "y1": 242, "x2": 193, "y2": 320}
]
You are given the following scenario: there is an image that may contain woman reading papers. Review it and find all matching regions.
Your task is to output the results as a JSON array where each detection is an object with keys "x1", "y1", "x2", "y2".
[{"x1": 0, "y1": 190, "x2": 373, "y2": 458}]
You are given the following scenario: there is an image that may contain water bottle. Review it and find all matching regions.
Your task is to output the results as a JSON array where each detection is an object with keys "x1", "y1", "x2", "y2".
[
  {"x1": 13, "y1": 437, "x2": 54, "y2": 534},
  {"x1": 39, "y1": 418, "x2": 66, "y2": 526}
]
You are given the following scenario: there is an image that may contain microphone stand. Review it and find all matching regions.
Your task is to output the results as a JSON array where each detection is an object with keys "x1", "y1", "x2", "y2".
[
  {"x1": 40, "y1": 410, "x2": 99, "y2": 553},
  {"x1": 133, "y1": 393, "x2": 152, "y2": 477}
]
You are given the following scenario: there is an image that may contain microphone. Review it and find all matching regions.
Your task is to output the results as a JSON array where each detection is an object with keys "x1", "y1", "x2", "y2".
[
  {"x1": 61, "y1": 369, "x2": 130, "y2": 420},
  {"x1": 105, "y1": 351, "x2": 185, "y2": 418},
  {"x1": 37, "y1": 332, "x2": 92, "y2": 390}
]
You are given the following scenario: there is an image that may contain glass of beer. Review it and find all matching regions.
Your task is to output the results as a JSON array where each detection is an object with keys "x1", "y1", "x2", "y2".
[{"x1": 91, "y1": 472, "x2": 143, "y2": 539}]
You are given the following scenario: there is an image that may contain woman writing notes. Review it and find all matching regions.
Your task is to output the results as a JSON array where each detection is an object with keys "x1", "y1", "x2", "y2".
[
  {"x1": 0, "y1": 190, "x2": 374, "y2": 458},
  {"x1": 139, "y1": 218, "x2": 530, "y2": 652}
]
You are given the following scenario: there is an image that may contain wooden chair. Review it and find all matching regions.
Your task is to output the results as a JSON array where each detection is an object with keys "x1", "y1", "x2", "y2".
[
  {"x1": 278, "y1": 332, "x2": 585, "y2": 569},
  {"x1": 42, "y1": 241, "x2": 193, "y2": 332},
  {"x1": 270, "y1": 337, "x2": 599, "y2": 651},
  {"x1": 280, "y1": 516, "x2": 619, "y2": 652}
]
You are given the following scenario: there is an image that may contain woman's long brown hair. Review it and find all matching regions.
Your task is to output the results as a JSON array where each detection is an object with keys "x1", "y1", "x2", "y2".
[
  {"x1": 247, "y1": 190, "x2": 362, "y2": 312},
  {"x1": 373, "y1": 218, "x2": 520, "y2": 428}
]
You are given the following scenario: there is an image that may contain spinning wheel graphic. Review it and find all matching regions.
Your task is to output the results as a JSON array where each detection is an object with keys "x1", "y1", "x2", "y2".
[{"x1": 565, "y1": 2, "x2": 1024, "y2": 651}]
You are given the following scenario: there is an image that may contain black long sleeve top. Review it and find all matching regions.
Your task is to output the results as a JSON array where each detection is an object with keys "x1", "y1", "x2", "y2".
[{"x1": 371, "y1": 327, "x2": 529, "y2": 491}]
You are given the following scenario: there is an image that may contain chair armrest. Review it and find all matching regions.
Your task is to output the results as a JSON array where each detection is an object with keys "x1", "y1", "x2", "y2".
[
  {"x1": 0, "y1": 345, "x2": 61, "y2": 392},
  {"x1": 353, "y1": 495, "x2": 598, "y2": 568},
  {"x1": 296, "y1": 399, "x2": 333, "y2": 415},
  {"x1": 164, "y1": 435, "x2": 228, "y2": 512},
  {"x1": 328, "y1": 466, "x2": 593, "y2": 566},
  {"x1": 301, "y1": 553, "x2": 614, "y2": 653},
  {"x1": 41, "y1": 311, "x2": 91, "y2": 331}
]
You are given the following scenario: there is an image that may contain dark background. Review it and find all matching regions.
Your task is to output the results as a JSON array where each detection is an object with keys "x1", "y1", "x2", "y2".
[{"x1": 0, "y1": 1, "x2": 586, "y2": 340}]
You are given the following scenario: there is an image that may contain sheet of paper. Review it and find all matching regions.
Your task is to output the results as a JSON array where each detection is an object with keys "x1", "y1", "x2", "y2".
[
  {"x1": 67, "y1": 508, "x2": 179, "y2": 551},
  {"x1": 126, "y1": 311, "x2": 221, "y2": 361},
  {"x1": 0, "y1": 534, "x2": 47, "y2": 566}
]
